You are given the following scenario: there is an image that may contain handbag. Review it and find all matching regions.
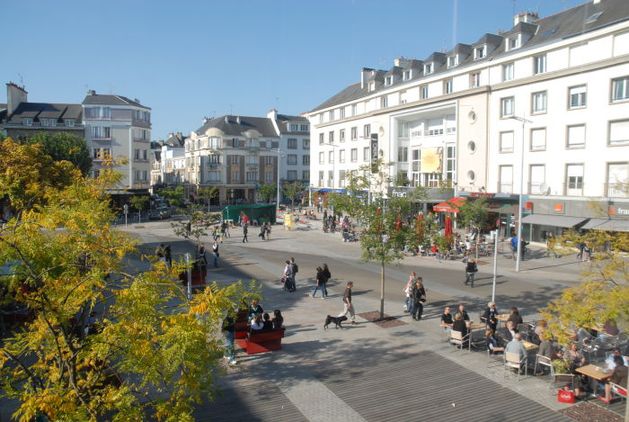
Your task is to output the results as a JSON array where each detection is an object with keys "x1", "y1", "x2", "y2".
[{"x1": 557, "y1": 387, "x2": 576, "y2": 404}]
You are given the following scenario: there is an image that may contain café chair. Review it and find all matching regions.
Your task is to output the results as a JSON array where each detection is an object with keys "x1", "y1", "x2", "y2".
[
  {"x1": 450, "y1": 330, "x2": 470, "y2": 351},
  {"x1": 504, "y1": 352, "x2": 528, "y2": 380},
  {"x1": 610, "y1": 382, "x2": 628, "y2": 403}
]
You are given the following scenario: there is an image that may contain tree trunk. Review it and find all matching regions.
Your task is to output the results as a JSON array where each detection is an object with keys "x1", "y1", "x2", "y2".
[{"x1": 379, "y1": 257, "x2": 385, "y2": 320}]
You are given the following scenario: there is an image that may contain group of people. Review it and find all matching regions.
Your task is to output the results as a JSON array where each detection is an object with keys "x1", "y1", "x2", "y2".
[
  {"x1": 403, "y1": 272, "x2": 427, "y2": 321},
  {"x1": 257, "y1": 222, "x2": 272, "y2": 240},
  {"x1": 281, "y1": 257, "x2": 299, "y2": 292}
]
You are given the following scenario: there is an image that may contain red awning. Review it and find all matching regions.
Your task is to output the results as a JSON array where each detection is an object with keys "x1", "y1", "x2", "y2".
[{"x1": 433, "y1": 197, "x2": 466, "y2": 213}]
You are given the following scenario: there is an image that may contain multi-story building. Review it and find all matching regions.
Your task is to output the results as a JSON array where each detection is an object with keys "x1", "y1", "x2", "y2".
[
  {"x1": 82, "y1": 90, "x2": 151, "y2": 192},
  {"x1": 150, "y1": 132, "x2": 187, "y2": 187},
  {"x1": 306, "y1": 0, "x2": 629, "y2": 239},
  {"x1": 160, "y1": 110, "x2": 310, "y2": 205},
  {"x1": 0, "y1": 82, "x2": 84, "y2": 140}
]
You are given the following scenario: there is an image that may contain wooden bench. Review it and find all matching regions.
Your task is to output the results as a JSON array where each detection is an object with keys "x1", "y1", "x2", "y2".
[{"x1": 237, "y1": 328, "x2": 285, "y2": 355}]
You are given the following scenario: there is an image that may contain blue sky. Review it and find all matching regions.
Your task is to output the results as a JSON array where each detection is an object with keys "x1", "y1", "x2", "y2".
[{"x1": 2, "y1": 0, "x2": 584, "y2": 139}]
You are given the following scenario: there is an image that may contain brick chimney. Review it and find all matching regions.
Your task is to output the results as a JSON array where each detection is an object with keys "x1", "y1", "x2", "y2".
[{"x1": 7, "y1": 82, "x2": 27, "y2": 115}]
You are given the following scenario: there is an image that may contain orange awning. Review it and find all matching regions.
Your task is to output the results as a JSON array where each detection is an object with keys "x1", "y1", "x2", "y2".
[{"x1": 433, "y1": 197, "x2": 466, "y2": 213}]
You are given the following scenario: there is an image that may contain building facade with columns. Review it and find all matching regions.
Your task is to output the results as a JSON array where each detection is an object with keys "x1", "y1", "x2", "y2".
[{"x1": 306, "y1": 0, "x2": 629, "y2": 239}]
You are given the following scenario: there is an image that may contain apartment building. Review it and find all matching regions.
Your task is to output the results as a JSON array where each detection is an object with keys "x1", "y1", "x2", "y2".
[
  {"x1": 82, "y1": 90, "x2": 152, "y2": 192},
  {"x1": 306, "y1": 0, "x2": 629, "y2": 239},
  {"x1": 0, "y1": 82, "x2": 84, "y2": 139},
  {"x1": 150, "y1": 132, "x2": 187, "y2": 187}
]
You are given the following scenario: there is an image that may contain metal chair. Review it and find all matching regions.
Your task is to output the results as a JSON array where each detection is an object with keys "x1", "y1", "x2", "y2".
[
  {"x1": 610, "y1": 382, "x2": 628, "y2": 402},
  {"x1": 504, "y1": 352, "x2": 528, "y2": 380},
  {"x1": 450, "y1": 330, "x2": 470, "y2": 351}
]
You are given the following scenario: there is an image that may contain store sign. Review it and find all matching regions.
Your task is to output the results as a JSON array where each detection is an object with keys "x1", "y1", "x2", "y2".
[
  {"x1": 553, "y1": 202, "x2": 564, "y2": 214},
  {"x1": 525, "y1": 201, "x2": 534, "y2": 210},
  {"x1": 609, "y1": 205, "x2": 629, "y2": 216}
]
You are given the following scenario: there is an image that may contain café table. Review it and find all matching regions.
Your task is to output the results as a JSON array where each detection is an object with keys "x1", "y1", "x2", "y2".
[
  {"x1": 575, "y1": 364, "x2": 612, "y2": 382},
  {"x1": 522, "y1": 340, "x2": 539, "y2": 352}
]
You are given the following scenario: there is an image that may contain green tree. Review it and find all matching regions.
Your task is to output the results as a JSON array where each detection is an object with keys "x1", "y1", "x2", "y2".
[
  {"x1": 197, "y1": 186, "x2": 218, "y2": 209},
  {"x1": 160, "y1": 185, "x2": 186, "y2": 208},
  {"x1": 129, "y1": 195, "x2": 149, "y2": 212},
  {"x1": 457, "y1": 197, "x2": 490, "y2": 258},
  {"x1": 329, "y1": 161, "x2": 416, "y2": 319},
  {"x1": 0, "y1": 162, "x2": 254, "y2": 421},
  {"x1": 258, "y1": 183, "x2": 276, "y2": 203},
  {"x1": 25, "y1": 132, "x2": 92, "y2": 175},
  {"x1": 393, "y1": 172, "x2": 410, "y2": 187},
  {"x1": 171, "y1": 205, "x2": 220, "y2": 246},
  {"x1": 282, "y1": 181, "x2": 304, "y2": 210}
]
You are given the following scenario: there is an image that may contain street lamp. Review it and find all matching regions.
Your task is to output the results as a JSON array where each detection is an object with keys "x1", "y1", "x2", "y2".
[{"x1": 509, "y1": 115, "x2": 533, "y2": 272}]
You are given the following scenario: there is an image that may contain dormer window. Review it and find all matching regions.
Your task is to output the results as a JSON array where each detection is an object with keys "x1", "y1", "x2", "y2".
[
  {"x1": 424, "y1": 63, "x2": 433, "y2": 75},
  {"x1": 23, "y1": 118, "x2": 33, "y2": 127},
  {"x1": 65, "y1": 119, "x2": 75, "y2": 127},
  {"x1": 474, "y1": 45, "x2": 486, "y2": 60},
  {"x1": 402, "y1": 70, "x2": 412, "y2": 81},
  {"x1": 384, "y1": 75, "x2": 393, "y2": 86},
  {"x1": 368, "y1": 81, "x2": 376, "y2": 92},
  {"x1": 507, "y1": 35, "x2": 520, "y2": 51},
  {"x1": 447, "y1": 55, "x2": 459, "y2": 68}
]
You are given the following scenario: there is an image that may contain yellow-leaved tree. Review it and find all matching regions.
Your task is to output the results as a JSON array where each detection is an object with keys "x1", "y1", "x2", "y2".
[{"x1": 0, "y1": 139, "x2": 256, "y2": 421}]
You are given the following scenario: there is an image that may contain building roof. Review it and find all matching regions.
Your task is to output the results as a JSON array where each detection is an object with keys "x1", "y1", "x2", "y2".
[
  {"x1": 164, "y1": 132, "x2": 187, "y2": 147},
  {"x1": 82, "y1": 92, "x2": 150, "y2": 109},
  {"x1": 195, "y1": 115, "x2": 279, "y2": 138},
  {"x1": 275, "y1": 114, "x2": 309, "y2": 135},
  {"x1": 3, "y1": 102, "x2": 82, "y2": 124},
  {"x1": 309, "y1": 0, "x2": 629, "y2": 113}
]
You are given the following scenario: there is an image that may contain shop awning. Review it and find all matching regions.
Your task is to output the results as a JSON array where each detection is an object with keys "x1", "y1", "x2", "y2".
[
  {"x1": 521, "y1": 214, "x2": 587, "y2": 228},
  {"x1": 433, "y1": 197, "x2": 466, "y2": 213},
  {"x1": 582, "y1": 218, "x2": 629, "y2": 232}
]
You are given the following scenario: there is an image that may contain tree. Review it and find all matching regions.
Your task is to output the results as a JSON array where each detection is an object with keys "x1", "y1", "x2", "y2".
[
  {"x1": 129, "y1": 195, "x2": 149, "y2": 212},
  {"x1": 0, "y1": 161, "x2": 254, "y2": 420},
  {"x1": 25, "y1": 132, "x2": 92, "y2": 175},
  {"x1": 282, "y1": 181, "x2": 304, "y2": 210},
  {"x1": 197, "y1": 186, "x2": 218, "y2": 209},
  {"x1": 258, "y1": 183, "x2": 276, "y2": 203},
  {"x1": 329, "y1": 161, "x2": 418, "y2": 319},
  {"x1": 171, "y1": 205, "x2": 220, "y2": 246},
  {"x1": 457, "y1": 197, "x2": 490, "y2": 258},
  {"x1": 160, "y1": 185, "x2": 186, "y2": 208},
  {"x1": 393, "y1": 172, "x2": 410, "y2": 187}
]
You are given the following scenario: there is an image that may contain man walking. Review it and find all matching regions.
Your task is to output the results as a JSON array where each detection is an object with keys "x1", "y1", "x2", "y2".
[
  {"x1": 242, "y1": 223, "x2": 249, "y2": 243},
  {"x1": 464, "y1": 258, "x2": 478, "y2": 287},
  {"x1": 338, "y1": 281, "x2": 356, "y2": 324},
  {"x1": 211, "y1": 241, "x2": 219, "y2": 268}
]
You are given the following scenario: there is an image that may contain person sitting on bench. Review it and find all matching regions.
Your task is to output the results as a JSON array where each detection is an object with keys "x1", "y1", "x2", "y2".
[{"x1": 250, "y1": 314, "x2": 264, "y2": 332}]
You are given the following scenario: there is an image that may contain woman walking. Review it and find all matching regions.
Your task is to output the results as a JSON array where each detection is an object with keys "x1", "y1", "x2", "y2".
[
  {"x1": 321, "y1": 263, "x2": 331, "y2": 298},
  {"x1": 404, "y1": 272, "x2": 416, "y2": 313},
  {"x1": 411, "y1": 277, "x2": 426, "y2": 321},
  {"x1": 312, "y1": 266, "x2": 325, "y2": 298}
]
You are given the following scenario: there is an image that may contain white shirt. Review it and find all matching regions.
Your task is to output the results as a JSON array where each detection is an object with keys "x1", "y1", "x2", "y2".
[{"x1": 606, "y1": 354, "x2": 629, "y2": 370}]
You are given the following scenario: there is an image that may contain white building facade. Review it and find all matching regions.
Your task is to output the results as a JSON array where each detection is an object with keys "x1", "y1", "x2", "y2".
[{"x1": 306, "y1": 0, "x2": 629, "y2": 239}]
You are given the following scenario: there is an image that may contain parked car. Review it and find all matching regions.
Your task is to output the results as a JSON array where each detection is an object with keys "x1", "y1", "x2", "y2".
[{"x1": 148, "y1": 207, "x2": 172, "y2": 220}]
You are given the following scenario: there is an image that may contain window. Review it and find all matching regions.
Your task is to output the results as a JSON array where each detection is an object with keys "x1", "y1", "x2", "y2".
[
  {"x1": 318, "y1": 152, "x2": 324, "y2": 164},
  {"x1": 339, "y1": 149, "x2": 345, "y2": 163},
  {"x1": 287, "y1": 154, "x2": 297, "y2": 165},
  {"x1": 470, "y1": 72, "x2": 480, "y2": 88},
  {"x1": 351, "y1": 148, "x2": 357, "y2": 162},
  {"x1": 64, "y1": 119, "x2": 75, "y2": 127},
  {"x1": 500, "y1": 97, "x2": 514, "y2": 118},
  {"x1": 339, "y1": 129, "x2": 346, "y2": 142},
  {"x1": 328, "y1": 151, "x2": 334, "y2": 164},
  {"x1": 402, "y1": 69, "x2": 412, "y2": 81},
  {"x1": 300, "y1": 124, "x2": 309, "y2": 131},
  {"x1": 424, "y1": 63, "x2": 433, "y2": 75},
  {"x1": 23, "y1": 118, "x2": 32, "y2": 126},
  {"x1": 380, "y1": 96, "x2": 388, "y2": 108},
  {"x1": 303, "y1": 155, "x2": 310, "y2": 165},
  {"x1": 607, "y1": 162, "x2": 629, "y2": 197},
  {"x1": 85, "y1": 107, "x2": 111, "y2": 119},
  {"x1": 499, "y1": 131, "x2": 514, "y2": 153},
  {"x1": 319, "y1": 133, "x2": 324, "y2": 145},
  {"x1": 384, "y1": 75, "x2": 393, "y2": 86},
  {"x1": 271, "y1": 141, "x2": 279, "y2": 148},
  {"x1": 530, "y1": 128, "x2": 546, "y2": 151},
  {"x1": 339, "y1": 108, "x2": 345, "y2": 119},
  {"x1": 420, "y1": 85, "x2": 428, "y2": 99},
  {"x1": 91, "y1": 126, "x2": 111, "y2": 139},
  {"x1": 446, "y1": 145, "x2": 456, "y2": 182},
  {"x1": 502, "y1": 63, "x2": 514, "y2": 82},
  {"x1": 303, "y1": 139, "x2": 310, "y2": 148},
  {"x1": 303, "y1": 170, "x2": 309, "y2": 180},
  {"x1": 351, "y1": 127, "x2": 357, "y2": 141},
  {"x1": 609, "y1": 119, "x2": 629, "y2": 145},
  {"x1": 567, "y1": 124, "x2": 586, "y2": 148},
  {"x1": 397, "y1": 147, "x2": 408, "y2": 162},
  {"x1": 447, "y1": 55, "x2": 458, "y2": 68},
  {"x1": 568, "y1": 85, "x2": 587, "y2": 109},
  {"x1": 287, "y1": 138, "x2": 297, "y2": 149},
  {"x1": 534, "y1": 54, "x2": 547, "y2": 74},
  {"x1": 287, "y1": 170, "x2": 297, "y2": 181},
  {"x1": 474, "y1": 45, "x2": 486, "y2": 60},
  {"x1": 363, "y1": 147, "x2": 370, "y2": 162},
  {"x1": 208, "y1": 171, "x2": 221, "y2": 182},
  {"x1": 328, "y1": 131, "x2": 334, "y2": 143},
  {"x1": 246, "y1": 171, "x2": 257, "y2": 182},
  {"x1": 529, "y1": 165, "x2": 546, "y2": 194},
  {"x1": 566, "y1": 164, "x2": 584, "y2": 195},
  {"x1": 499, "y1": 165, "x2": 513, "y2": 193},
  {"x1": 368, "y1": 81, "x2": 375, "y2": 92},
  {"x1": 363, "y1": 124, "x2": 371, "y2": 139},
  {"x1": 611, "y1": 76, "x2": 629, "y2": 102},
  {"x1": 444, "y1": 79, "x2": 453, "y2": 94},
  {"x1": 351, "y1": 104, "x2": 357, "y2": 116},
  {"x1": 398, "y1": 121, "x2": 410, "y2": 138},
  {"x1": 339, "y1": 170, "x2": 346, "y2": 187},
  {"x1": 531, "y1": 91, "x2": 547, "y2": 114},
  {"x1": 143, "y1": 150, "x2": 147, "y2": 160},
  {"x1": 318, "y1": 171, "x2": 324, "y2": 186},
  {"x1": 507, "y1": 35, "x2": 520, "y2": 51},
  {"x1": 328, "y1": 110, "x2": 334, "y2": 121}
]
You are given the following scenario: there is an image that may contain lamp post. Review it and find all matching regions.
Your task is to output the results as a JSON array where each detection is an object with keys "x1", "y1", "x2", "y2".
[{"x1": 509, "y1": 115, "x2": 533, "y2": 272}]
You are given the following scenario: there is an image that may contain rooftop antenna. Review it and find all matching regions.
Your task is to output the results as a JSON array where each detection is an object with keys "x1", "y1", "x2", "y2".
[{"x1": 18, "y1": 73, "x2": 24, "y2": 86}]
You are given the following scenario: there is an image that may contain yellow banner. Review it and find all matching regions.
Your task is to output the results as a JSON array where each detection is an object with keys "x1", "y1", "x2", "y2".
[{"x1": 422, "y1": 148, "x2": 442, "y2": 172}]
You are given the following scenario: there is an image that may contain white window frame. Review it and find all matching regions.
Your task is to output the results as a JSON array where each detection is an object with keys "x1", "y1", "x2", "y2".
[
  {"x1": 351, "y1": 127, "x2": 357, "y2": 141},
  {"x1": 611, "y1": 76, "x2": 629, "y2": 102},
  {"x1": 499, "y1": 131, "x2": 514, "y2": 153},
  {"x1": 319, "y1": 152, "x2": 324, "y2": 164},
  {"x1": 474, "y1": 45, "x2": 486, "y2": 60},
  {"x1": 402, "y1": 69, "x2": 412, "y2": 81},
  {"x1": 339, "y1": 129, "x2": 346, "y2": 143},
  {"x1": 529, "y1": 164, "x2": 545, "y2": 194},
  {"x1": 447, "y1": 55, "x2": 458, "y2": 68},
  {"x1": 608, "y1": 119, "x2": 629, "y2": 146},
  {"x1": 444, "y1": 79, "x2": 453, "y2": 94},
  {"x1": 351, "y1": 148, "x2": 358, "y2": 162},
  {"x1": 533, "y1": 54, "x2": 547, "y2": 74},
  {"x1": 470, "y1": 72, "x2": 480, "y2": 88},
  {"x1": 530, "y1": 128, "x2": 546, "y2": 151},
  {"x1": 384, "y1": 75, "x2": 393, "y2": 86},
  {"x1": 500, "y1": 97, "x2": 515, "y2": 118},
  {"x1": 423, "y1": 63, "x2": 433, "y2": 75},
  {"x1": 606, "y1": 162, "x2": 629, "y2": 198},
  {"x1": 566, "y1": 164, "x2": 584, "y2": 196},
  {"x1": 568, "y1": 85, "x2": 587, "y2": 109},
  {"x1": 531, "y1": 91, "x2": 547, "y2": 114},
  {"x1": 499, "y1": 165, "x2": 513, "y2": 193},
  {"x1": 502, "y1": 62, "x2": 514, "y2": 82},
  {"x1": 420, "y1": 85, "x2": 428, "y2": 99},
  {"x1": 566, "y1": 124, "x2": 586, "y2": 149}
]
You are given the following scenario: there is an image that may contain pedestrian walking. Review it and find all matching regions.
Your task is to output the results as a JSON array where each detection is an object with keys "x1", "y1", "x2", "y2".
[
  {"x1": 197, "y1": 244, "x2": 208, "y2": 269},
  {"x1": 242, "y1": 223, "x2": 249, "y2": 243},
  {"x1": 164, "y1": 245, "x2": 172, "y2": 268},
  {"x1": 282, "y1": 260, "x2": 295, "y2": 292},
  {"x1": 265, "y1": 223, "x2": 271, "y2": 240},
  {"x1": 258, "y1": 224, "x2": 266, "y2": 240},
  {"x1": 464, "y1": 258, "x2": 478, "y2": 287},
  {"x1": 411, "y1": 278, "x2": 426, "y2": 321},
  {"x1": 211, "y1": 241, "x2": 219, "y2": 267},
  {"x1": 222, "y1": 315, "x2": 237, "y2": 366},
  {"x1": 155, "y1": 243, "x2": 166, "y2": 264},
  {"x1": 290, "y1": 257, "x2": 299, "y2": 288},
  {"x1": 338, "y1": 281, "x2": 356, "y2": 324},
  {"x1": 404, "y1": 272, "x2": 416, "y2": 313},
  {"x1": 321, "y1": 263, "x2": 330, "y2": 297},
  {"x1": 312, "y1": 266, "x2": 325, "y2": 298}
]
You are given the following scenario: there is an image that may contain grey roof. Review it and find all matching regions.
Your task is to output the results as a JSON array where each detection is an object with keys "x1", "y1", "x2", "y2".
[
  {"x1": 310, "y1": 0, "x2": 629, "y2": 113},
  {"x1": 275, "y1": 114, "x2": 309, "y2": 134},
  {"x1": 82, "y1": 93, "x2": 150, "y2": 109},
  {"x1": 452, "y1": 43, "x2": 472, "y2": 56},
  {"x1": 164, "y1": 132, "x2": 187, "y2": 147},
  {"x1": 195, "y1": 115, "x2": 279, "y2": 138},
  {"x1": 3, "y1": 102, "x2": 82, "y2": 124}
]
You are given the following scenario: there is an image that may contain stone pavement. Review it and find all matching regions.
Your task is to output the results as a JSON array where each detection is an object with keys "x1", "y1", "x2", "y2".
[{"x1": 120, "y1": 220, "x2": 620, "y2": 421}]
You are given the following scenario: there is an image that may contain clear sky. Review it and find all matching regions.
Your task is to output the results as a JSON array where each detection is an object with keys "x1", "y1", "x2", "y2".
[{"x1": 2, "y1": 0, "x2": 584, "y2": 140}]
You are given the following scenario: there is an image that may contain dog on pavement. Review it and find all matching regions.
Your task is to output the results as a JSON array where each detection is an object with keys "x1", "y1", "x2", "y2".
[{"x1": 324, "y1": 315, "x2": 348, "y2": 329}]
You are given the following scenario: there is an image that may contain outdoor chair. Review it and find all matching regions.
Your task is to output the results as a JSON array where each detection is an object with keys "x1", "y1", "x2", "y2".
[
  {"x1": 450, "y1": 330, "x2": 470, "y2": 351},
  {"x1": 534, "y1": 354, "x2": 552, "y2": 376},
  {"x1": 504, "y1": 352, "x2": 528, "y2": 380},
  {"x1": 610, "y1": 382, "x2": 628, "y2": 402}
]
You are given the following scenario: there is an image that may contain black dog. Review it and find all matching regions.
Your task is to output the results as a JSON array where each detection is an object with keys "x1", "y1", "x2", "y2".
[{"x1": 324, "y1": 315, "x2": 347, "y2": 329}]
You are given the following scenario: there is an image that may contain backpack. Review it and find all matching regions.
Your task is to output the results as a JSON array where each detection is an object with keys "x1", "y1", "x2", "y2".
[{"x1": 292, "y1": 263, "x2": 299, "y2": 274}]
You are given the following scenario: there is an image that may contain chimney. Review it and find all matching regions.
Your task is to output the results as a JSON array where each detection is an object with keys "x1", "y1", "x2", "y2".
[
  {"x1": 134, "y1": 98, "x2": 140, "y2": 104},
  {"x1": 87, "y1": 89, "x2": 96, "y2": 96},
  {"x1": 7, "y1": 82, "x2": 28, "y2": 115},
  {"x1": 266, "y1": 108, "x2": 278, "y2": 120},
  {"x1": 360, "y1": 68, "x2": 374, "y2": 89},
  {"x1": 224, "y1": 116, "x2": 230, "y2": 124},
  {"x1": 513, "y1": 11, "x2": 538, "y2": 26},
  {"x1": 593, "y1": 0, "x2": 601, "y2": 3}
]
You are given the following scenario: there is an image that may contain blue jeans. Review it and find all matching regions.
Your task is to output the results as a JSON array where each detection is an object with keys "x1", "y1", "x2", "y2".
[
  {"x1": 312, "y1": 284, "x2": 323, "y2": 297},
  {"x1": 224, "y1": 331, "x2": 235, "y2": 360},
  {"x1": 213, "y1": 253, "x2": 219, "y2": 267}
]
